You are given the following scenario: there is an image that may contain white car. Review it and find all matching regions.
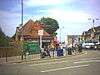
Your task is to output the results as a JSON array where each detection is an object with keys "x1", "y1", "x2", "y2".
[{"x1": 82, "y1": 42, "x2": 95, "y2": 49}]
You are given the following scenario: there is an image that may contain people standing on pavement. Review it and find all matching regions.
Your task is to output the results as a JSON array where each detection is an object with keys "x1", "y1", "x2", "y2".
[
  {"x1": 77, "y1": 44, "x2": 82, "y2": 53},
  {"x1": 40, "y1": 47, "x2": 46, "y2": 58},
  {"x1": 67, "y1": 44, "x2": 72, "y2": 55},
  {"x1": 50, "y1": 43, "x2": 55, "y2": 58},
  {"x1": 44, "y1": 45, "x2": 51, "y2": 58}
]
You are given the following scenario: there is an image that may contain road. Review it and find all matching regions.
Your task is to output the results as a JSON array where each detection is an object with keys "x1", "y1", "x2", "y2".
[{"x1": 0, "y1": 50, "x2": 100, "y2": 75}]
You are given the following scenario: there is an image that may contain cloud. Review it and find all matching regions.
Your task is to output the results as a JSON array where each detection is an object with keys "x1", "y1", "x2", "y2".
[
  {"x1": 23, "y1": 0, "x2": 77, "y2": 7},
  {"x1": 0, "y1": 10, "x2": 32, "y2": 36},
  {"x1": 30, "y1": 7, "x2": 91, "y2": 36},
  {"x1": 0, "y1": 10, "x2": 19, "y2": 17},
  {"x1": 0, "y1": 10, "x2": 20, "y2": 36},
  {"x1": 38, "y1": 8, "x2": 91, "y2": 24},
  {"x1": 32, "y1": 8, "x2": 92, "y2": 40},
  {"x1": 1, "y1": 0, "x2": 100, "y2": 38},
  {"x1": 24, "y1": 0, "x2": 64, "y2": 7},
  {"x1": 38, "y1": 8, "x2": 93, "y2": 41}
]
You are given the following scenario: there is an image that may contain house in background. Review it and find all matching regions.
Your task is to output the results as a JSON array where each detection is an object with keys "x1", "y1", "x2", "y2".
[
  {"x1": 82, "y1": 26, "x2": 100, "y2": 42},
  {"x1": 11, "y1": 19, "x2": 52, "y2": 48},
  {"x1": 67, "y1": 35, "x2": 81, "y2": 47}
]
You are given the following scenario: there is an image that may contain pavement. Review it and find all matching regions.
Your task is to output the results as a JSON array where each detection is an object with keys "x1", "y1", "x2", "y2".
[
  {"x1": 0, "y1": 50, "x2": 87, "y2": 64},
  {"x1": 0, "y1": 50, "x2": 100, "y2": 75}
]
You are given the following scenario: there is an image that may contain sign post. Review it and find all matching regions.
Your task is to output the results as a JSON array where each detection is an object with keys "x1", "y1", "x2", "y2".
[
  {"x1": 20, "y1": 36, "x2": 24, "y2": 60},
  {"x1": 38, "y1": 30, "x2": 43, "y2": 50}
]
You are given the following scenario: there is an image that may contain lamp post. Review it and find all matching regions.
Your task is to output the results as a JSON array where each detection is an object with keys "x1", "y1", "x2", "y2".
[
  {"x1": 88, "y1": 18, "x2": 99, "y2": 40},
  {"x1": 21, "y1": 0, "x2": 24, "y2": 60},
  {"x1": 88, "y1": 18, "x2": 99, "y2": 28},
  {"x1": 88, "y1": 18, "x2": 99, "y2": 31},
  {"x1": 21, "y1": 0, "x2": 23, "y2": 26},
  {"x1": 60, "y1": 26, "x2": 64, "y2": 43}
]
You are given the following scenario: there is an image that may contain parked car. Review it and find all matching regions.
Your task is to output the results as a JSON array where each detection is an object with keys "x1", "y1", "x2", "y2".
[
  {"x1": 82, "y1": 41, "x2": 98, "y2": 49},
  {"x1": 94, "y1": 42, "x2": 100, "y2": 49},
  {"x1": 82, "y1": 42, "x2": 94, "y2": 49}
]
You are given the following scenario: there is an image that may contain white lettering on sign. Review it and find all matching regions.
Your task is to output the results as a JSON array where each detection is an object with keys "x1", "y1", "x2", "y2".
[{"x1": 42, "y1": 40, "x2": 50, "y2": 42}]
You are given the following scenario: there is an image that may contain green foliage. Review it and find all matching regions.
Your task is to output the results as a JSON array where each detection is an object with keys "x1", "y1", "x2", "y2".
[
  {"x1": 39, "y1": 17, "x2": 59, "y2": 35},
  {"x1": 52, "y1": 32, "x2": 57, "y2": 36},
  {"x1": 0, "y1": 27, "x2": 9, "y2": 47}
]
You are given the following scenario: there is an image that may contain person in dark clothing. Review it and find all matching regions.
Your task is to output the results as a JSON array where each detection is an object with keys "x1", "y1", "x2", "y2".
[
  {"x1": 78, "y1": 44, "x2": 82, "y2": 53},
  {"x1": 44, "y1": 45, "x2": 51, "y2": 57}
]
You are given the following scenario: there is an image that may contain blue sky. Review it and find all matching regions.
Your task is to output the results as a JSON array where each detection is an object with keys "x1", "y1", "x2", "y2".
[{"x1": 0, "y1": 0, "x2": 100, "y2": 42}]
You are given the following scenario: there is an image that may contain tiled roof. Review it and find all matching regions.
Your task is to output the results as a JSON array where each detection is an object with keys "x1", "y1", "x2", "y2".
[{"x1": 19, "y1": 19, "x2": 50, "y2": 38}]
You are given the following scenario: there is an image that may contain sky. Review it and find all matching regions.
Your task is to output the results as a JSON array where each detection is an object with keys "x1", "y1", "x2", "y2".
[{"x1": 0, "y1": 0, "x2": 100, "y2": 42}]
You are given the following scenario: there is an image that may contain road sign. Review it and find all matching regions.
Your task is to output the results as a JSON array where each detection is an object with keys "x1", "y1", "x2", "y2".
[{"x1": 38, "y1": 30, "x2": 43, "y2": 36}]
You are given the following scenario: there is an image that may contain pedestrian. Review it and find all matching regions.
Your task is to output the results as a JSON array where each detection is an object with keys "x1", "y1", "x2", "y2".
[
  {"x1": 44, "y1": 45, "x2": 51, "y2": 57},
  {"x1": 78, "y1": 44, "x2": 82, "y2": 53},
  {"x1": 67, "y1": 44, "x2": 72, "y2": 55}
]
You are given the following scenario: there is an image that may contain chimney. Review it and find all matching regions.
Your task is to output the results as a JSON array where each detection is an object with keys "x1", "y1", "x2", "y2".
[{"x1": 15, "y1": 27, "x2": 20, "y2": 41}]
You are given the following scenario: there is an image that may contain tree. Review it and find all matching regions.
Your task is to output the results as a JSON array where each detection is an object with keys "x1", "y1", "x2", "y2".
[
  {"x1": 0, "y1": 27, "x2": 9, "y2": 47},
  {"x1": 38, "y1": 17, "x2": 59, "y2": 35}
]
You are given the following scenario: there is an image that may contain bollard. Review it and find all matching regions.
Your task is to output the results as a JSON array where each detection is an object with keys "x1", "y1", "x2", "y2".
[{"x1": 5, "y1": 48, "x2": 8, "y2": 62}]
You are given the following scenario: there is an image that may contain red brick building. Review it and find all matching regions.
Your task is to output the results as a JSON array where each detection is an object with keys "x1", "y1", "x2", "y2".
[{"x1": 12, "y1": 19, "x2": 52, "y2": 47}]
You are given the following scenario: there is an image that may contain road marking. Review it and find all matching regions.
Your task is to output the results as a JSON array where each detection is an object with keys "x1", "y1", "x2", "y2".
[
  {"x1": 80, "y1": 57, "x2": 100, "y2": 60},
  {"x1": 84, "y1": 51, "x2": 87, "y2": 54},
  {"x1": 74, "y1": 60, "x2": 100, "y2": 64},
  {"x1": 28, "y1": 60, "x2": 68, "y2": 66},
  {"x1": 28, "y1": 57, "x2": 100, "y2": 66},
  {"x1": 41, "y1": 64, "x2": 89, "y2": 72}
]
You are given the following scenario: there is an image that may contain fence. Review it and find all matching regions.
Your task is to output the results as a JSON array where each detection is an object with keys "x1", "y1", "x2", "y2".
[{"x1": 0, "y1": 47, "x2": 21, "y2": 58}]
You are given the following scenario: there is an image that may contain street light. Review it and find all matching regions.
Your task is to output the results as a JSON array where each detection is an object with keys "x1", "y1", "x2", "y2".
[
  {"x1": 59, "y1": 26, "x2": 64, "y2": 43},
  {"x1": 88, "y1": 18, "x2": 99, "y2": 40},
  {"x1": 21, "y1": 0, "x2": 24, "y2": 60},
  {"x1": 88, "y1": 18, "x2": 99, "y2": 32}
]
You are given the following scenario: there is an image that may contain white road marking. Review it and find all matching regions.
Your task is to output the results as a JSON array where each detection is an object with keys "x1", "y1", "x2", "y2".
[
  {"x1": 28, "y1": 60, "x2": 68, "y2": 66},
  {"x1": 28, "y1": 57, "x2": 100, "y2": 66},
  {"x1": 74, "y1": 60, "x2": 100, "y2": 64},
  {"x1": 79, "y1": 57, "x2": 100, "y2": 60},
  {"x1": 41, "y1": 64, "x2": 89, "y2": 72}
]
